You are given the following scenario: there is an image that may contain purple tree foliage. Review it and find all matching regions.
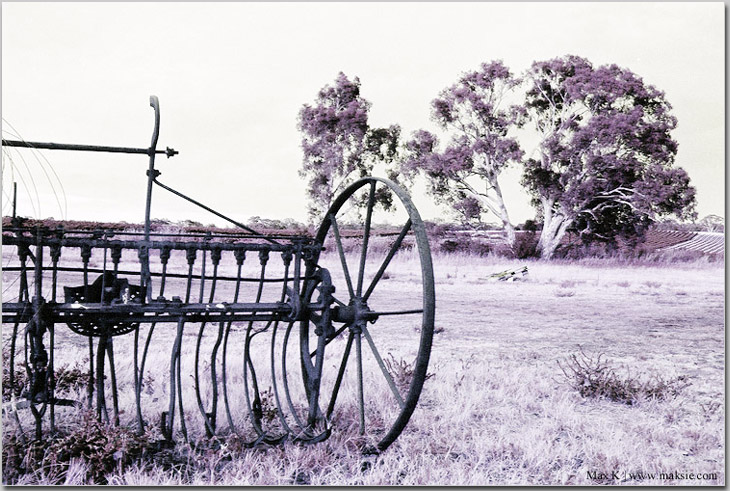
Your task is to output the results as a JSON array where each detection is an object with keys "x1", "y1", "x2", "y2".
[
  {"x1": 523, "y1": 55, "x2": 696, "y2": 258},
  {"x1": 298, "y1": 73, "x2": 400, "y2": 221},
  {"x1": 401, "y1": 61, "x2": 524, "y2": 245}
]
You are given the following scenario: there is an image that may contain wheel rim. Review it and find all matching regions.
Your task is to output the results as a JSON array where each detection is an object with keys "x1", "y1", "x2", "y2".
[{"x1": 297, "y1": 177, "x2": 435, "y2": 452}]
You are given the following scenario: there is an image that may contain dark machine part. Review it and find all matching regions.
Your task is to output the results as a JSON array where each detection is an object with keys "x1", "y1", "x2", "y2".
[{"x1": 1, "y1": 97, "x2": 435, "y2": 453}]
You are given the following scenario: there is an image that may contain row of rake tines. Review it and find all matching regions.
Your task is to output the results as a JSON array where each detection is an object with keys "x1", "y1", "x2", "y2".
[{"x1": 6, "y1": 234, "x2": 327, "y2": 447}]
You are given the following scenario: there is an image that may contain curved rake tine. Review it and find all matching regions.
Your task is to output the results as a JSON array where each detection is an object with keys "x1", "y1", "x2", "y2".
[
  {"x1": 9, "y1": 312, "x2": 26, "y2": 446},
  {"x1": 166, "y1": 318, "x2": 187, "y2": 441},
  {"x1": 361, "y1": 325, "x2": 404, "y2": 409},
  {"x1": 87, "y1": 337, "x2": 95, "y2": 408},
  {"x1": 134, "y1": 327, "x2": 143, "y2": 433},
  {"x1": 270, "y1": 255, "x2": 295, "y2": 435},
  {"x1": 270, "y1": 321, "x2": 294, "y2": 435},
  {"x1": 207, "y1": 321, "x2": 225, "y2": 436},
  {"x1": 363, "y1": 219, "x2": 411, "y2": 301},
  {"x1": 137, "y1": 323, "x2": 158, "y2": 432},
  {"x1": 242, "y1": 325, "x2": 264, "y2": 436},
  {"x1": 194, "y1": 322, "x2": 216, "y2": 438},
  {"x1": 281, "y1": 321, "x2": 307, "y2": 432},
  {"x1": 221, "y1": 321, "x2": 236, "y2": 432},
  {"x1": 49, "y1": 324, "x2": 56, "y2": 433},
  {"x1": 96, "y1": 334, "x2": 109, "y2": 422},
  {"x1": 106, "y1": 339, "x2": 120, "y2": 426},
  {"x1": 222, "y1": 256, "x2": 245, "y2": 433},
  {"x1": 356, "y1": 180, "x2": 376, "y2": 296},
  {"x1": 176, "y1": 322, "x2": 188, "y2": 441}
]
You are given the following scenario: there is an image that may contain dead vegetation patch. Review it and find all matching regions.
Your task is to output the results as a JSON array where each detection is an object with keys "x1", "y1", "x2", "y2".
[{"x1": 557, "y1": 347, "x2": 691, "y2": 405}]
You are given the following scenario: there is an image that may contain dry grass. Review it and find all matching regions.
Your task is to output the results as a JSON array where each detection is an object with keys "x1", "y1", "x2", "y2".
[{"x1": 2, "y1": 251, "x2": 724, "y2": 485}]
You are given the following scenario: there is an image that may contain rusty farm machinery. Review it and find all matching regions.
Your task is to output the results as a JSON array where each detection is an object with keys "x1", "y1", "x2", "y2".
[{"x1": 1, "y1": 97, "x2": 435, "y2": 454}]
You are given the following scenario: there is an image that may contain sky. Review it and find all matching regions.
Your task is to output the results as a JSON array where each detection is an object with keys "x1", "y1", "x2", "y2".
[{"x1": 1, "y1": 2, "x2": 724, "y2": 228}]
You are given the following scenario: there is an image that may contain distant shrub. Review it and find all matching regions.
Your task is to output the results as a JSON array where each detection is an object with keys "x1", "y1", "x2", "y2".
[
  {"x1": 511, "y1": 232, "x2": 539, "y2": 259},
  {"x1": 558, "y1": 347, "x2": 691, "y2": 405},
  {"x1": 439, "y1": 238, "x2": 491, "y2": 256},
  {"x1": 425, "y1": 221, "x2": 458, "y2": 239}
]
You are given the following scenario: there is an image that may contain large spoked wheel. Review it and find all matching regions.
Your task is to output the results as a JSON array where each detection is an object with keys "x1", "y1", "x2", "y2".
[{"x1": 298, "y1": 177, "x2": 435, "y2": 453}]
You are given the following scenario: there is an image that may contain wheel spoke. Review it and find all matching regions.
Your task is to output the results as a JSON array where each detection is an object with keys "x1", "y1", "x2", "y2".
[
  {"x1": 331, "y1": 295, "x2": 347, "y2": 308},
  {"x1": 329, "y1": 214, "x2": 355, "y2": 299},
  {"x1": 356, "y1": 181, "x2": 376, "y2": 297},
  {"x1": 363, "y1": 219, "x2": 411, "y2": 301},
  {"x1": 362, "y1": 325, "x2": 405, "y2": 409},
  {"x1": 355, "y1": 331, "x2": 365, "y2": 435},
  {"x1": 310, "y1": 323, "x2": 350, "y2": 359},
  {"x1": 326, "y1": 331, "x2": 354, "y2": 419}
]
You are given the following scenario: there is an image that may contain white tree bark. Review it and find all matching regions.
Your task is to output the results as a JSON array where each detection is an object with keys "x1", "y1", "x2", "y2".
[
  {"x1": 537, "y1": 198, "x2": 572, "y2": 259},
  {"x1": 491, "y1": 181, "x2": 516, "y2": 247}
]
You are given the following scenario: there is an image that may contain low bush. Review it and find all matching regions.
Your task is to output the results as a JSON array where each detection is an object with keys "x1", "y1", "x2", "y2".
[
  {"x1": 557, "y1": 347, "x2": 691, "y2": 405},
  {"x1": 3, "y1": 412, "x2": 154, "y2": 484}
]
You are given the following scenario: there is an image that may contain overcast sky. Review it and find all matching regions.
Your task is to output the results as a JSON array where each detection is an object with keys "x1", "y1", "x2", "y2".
[{"x1": 1, "y1": 2, "x2": 724, "y2": 227}]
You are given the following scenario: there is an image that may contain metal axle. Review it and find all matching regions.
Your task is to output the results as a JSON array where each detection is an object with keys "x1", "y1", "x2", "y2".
[{"x1": 1, "y1": 139, "x2": 178, "y2": 158}]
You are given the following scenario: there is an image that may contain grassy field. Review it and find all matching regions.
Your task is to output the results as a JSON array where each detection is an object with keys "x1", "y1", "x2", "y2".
[{"x1": 2, "y1": 251, "x2": 725, "y2": 485}]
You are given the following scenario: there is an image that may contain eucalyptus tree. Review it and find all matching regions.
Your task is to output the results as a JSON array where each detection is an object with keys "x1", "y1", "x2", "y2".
[
  {"x1": 522, "y1": 55, "x2": 696, "y2": 258},
  {"x1": 401, "y1": 60, "x2": 524, "y2": 245}
]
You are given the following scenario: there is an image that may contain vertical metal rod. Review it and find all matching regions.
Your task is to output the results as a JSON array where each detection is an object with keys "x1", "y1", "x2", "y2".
[
  {"x1": 96, "y1": 336, "x2": 108, "y2": 422},
  {"x1": 49, "y1": 245, "x2": 60, "y2": 434},
  {"x1": 87, "y1": 338, "x2": 95, "y2": 408},
  {"x1": 142, "y1": 96, "x2": 161, "y2": 303},
  {"x1": 12, "y1": 181, "x2": 17, "y2": 218},
  {"x1": 46, "y1": 324, "x2": 55, "y2": 431},
  {"x1": 106, "y1": 341, "x2": 120, "y2": 426},
  {"x1": 81, "y1": 246, "x2": 94, "y2": 408},
  {"x1": 31, "y1": 230, "x2": 44, "y2": 439},
  {"x1": 185, "y1": 248, "x2": 196, "y2": 303},
  {"x1": 198, "y1": 249, "x2": 207, "y2": 303},
  {"x1": 96, "y1": 246, "x2": 109, "y2": 422}
]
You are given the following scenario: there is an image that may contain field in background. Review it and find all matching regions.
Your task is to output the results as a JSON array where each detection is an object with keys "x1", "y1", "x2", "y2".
[{"x1": 2, "y1": 245, "x2": 724, "y2": 485}]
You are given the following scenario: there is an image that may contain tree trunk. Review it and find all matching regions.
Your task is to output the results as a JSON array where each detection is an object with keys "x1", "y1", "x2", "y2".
[
  {"x1": 537, "y1": 199, "x2": 571, "y2": 259},
  {"x1": 487, "y1": 180, "x2": 516, "y2": 247}
]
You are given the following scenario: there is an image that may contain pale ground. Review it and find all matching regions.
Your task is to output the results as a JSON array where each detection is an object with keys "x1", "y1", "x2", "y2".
[{"x1": 3, "y1": 250, "x2": 725, "y2": 485}]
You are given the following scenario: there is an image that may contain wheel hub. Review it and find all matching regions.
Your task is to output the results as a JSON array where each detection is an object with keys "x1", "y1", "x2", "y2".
[{"x1": 331, "y1": 297, "x2": 377, "y2": 327}]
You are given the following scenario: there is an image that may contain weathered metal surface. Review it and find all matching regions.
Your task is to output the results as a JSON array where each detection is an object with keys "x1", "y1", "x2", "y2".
[{"x1": 1, "y1": 97, "x2": 435, "y2": 453}]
